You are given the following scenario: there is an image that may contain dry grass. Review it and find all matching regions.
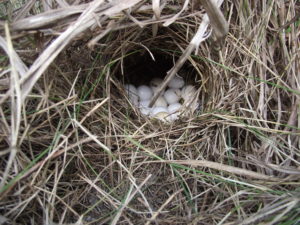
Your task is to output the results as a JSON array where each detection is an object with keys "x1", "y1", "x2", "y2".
[{"x1": 0, "y1": 0, "x2": 300, "y2": 224}]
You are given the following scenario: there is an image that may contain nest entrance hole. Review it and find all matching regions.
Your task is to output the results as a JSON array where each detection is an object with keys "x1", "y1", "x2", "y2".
[{"x1": 116, "y1": 48, "x2": 198, "y2": 87}]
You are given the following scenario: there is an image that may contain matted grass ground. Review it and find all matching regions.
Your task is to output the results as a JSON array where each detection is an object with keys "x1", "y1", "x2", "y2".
[{"x1": 0, "y1": 0, "x2": 299, "y2": 224}]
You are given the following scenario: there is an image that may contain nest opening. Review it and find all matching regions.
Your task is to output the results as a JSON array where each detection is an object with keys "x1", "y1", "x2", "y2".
[
  {"x1": 120, "y1": 50, "x2": 174, "y2": 85},
  {"x1": 107, "y1": 26, "x2": 204, "y2": 89},
  {"x1": 117, "y1": 49, "x2": 198, "y2": 87}
]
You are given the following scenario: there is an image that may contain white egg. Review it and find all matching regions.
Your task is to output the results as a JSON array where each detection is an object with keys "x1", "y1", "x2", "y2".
[
  {"x1": 150, "y1": 77, "x2": 163, "y2": 89},
  {"x1": 167, "y1": 112, "x2": 180, "y2": 122},
  {"x1": 154, "y1": 96, "x2": 167, "y2": 107},
  {"x1": 151, "y1": 79, "x2": 164, "y2": 95},
  {"x1": 124, "y1": 84, "x2": 138, "y2": 96},
  {"x1": 173, "y1": 88, "x2": 181, "y2": 97},
  {"x1": 125, "y1": 84, "x2": 139, "y2": 106},
  {"x1": 164, "y1": 88, "x2": 180, "y2": 104},
  {"x1": 151, "y1": 106, "x2": 168, "y2": 116},
  {"x1": 129, "y1": 95, "x2": 139, "y2": 106},
  {"x1": 137, "y1": 85, "x2": 153, "y2": 101},
  {"x1": 168, "y1": 76, "x2": 185, "y2": 89},
  {"x1": 153, "y1": 112, "x2": 169, "y2": 122},
  {"x1": 139, "y1": 100, "x2": 151, "y2": 108},
  {"x1": 168, "y1": 103, "x2": 182, "y2": 114},
  {"x1": 139, "y1": 100, "x2": 152, "y2": 115},
  {"x1": 181, "y1": 85, "x2": 196, "y2": 101}
]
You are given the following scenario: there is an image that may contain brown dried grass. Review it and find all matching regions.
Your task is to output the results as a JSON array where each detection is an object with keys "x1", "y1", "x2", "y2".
[{"x1": 0, "y1": 0, "x2": 299, "y2": 224}]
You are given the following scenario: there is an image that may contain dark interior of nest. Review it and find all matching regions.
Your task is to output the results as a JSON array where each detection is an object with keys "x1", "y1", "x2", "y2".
[{"x1": 115, "y1": 49, "x2": 200, "y2": 86}]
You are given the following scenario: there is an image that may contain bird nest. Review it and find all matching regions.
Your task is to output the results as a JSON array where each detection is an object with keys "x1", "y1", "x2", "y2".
[{"x1": 0, "y1": 0, "x2": 299, "y2": 224}]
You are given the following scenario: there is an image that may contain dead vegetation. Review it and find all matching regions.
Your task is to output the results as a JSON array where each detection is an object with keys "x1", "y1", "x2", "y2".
[{"x1": 0, "y1": 0, "x2": 299, "y2": 224}]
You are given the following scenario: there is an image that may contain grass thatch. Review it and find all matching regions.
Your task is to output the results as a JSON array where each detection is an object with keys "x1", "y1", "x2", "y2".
[{"x1": 0, "y1": 0, "x2": 300, "y2": 224}]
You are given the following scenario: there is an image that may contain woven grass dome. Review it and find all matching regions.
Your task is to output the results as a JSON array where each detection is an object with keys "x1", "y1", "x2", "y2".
[{"x1": 0, "y1": 0, "x2": 299, "y2": 224}]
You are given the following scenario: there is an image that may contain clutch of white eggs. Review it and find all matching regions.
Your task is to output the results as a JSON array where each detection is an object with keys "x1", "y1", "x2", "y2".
[{"x1": 124, "y1": 76, "x2": 199, "y2": 122}]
